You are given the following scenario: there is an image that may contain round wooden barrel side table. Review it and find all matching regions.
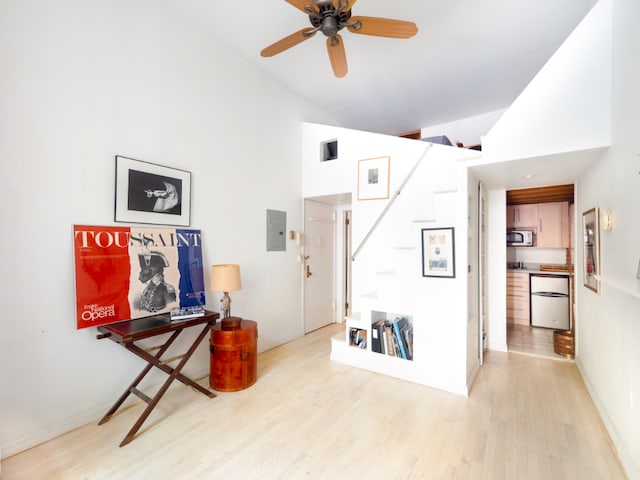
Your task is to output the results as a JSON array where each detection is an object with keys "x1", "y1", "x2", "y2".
[{"x1": 209, "y1": 319, "x2": 258, "y2": 392}]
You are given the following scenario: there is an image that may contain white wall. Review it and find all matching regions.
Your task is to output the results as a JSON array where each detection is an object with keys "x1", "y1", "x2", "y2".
[
  {"x1": 0, "y1": 0, "x2": 336, "y2": 457},
  {"x1": 574, "y1": 0, "x2": 640, "y2": 476},
  {"x1": 479, "y1": 0, "x2": 613, "y2": 360},
  {"x1": 475, "y1": 0, "x2": 640, "y2": 476},
  {"x1": 482, "y1": 0, "x2": 610, "y2": 161},
  {"x1": 303, "y1": 123, "x2": 479, "y2": 395},
  {"x1": 508, "y1": 247, "x2": 568, "y2": 265}
]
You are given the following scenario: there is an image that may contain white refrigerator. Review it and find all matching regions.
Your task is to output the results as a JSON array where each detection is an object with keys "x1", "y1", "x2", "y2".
[{"x1": 530, "y1": 274, "x2": 570, "y2": 330}]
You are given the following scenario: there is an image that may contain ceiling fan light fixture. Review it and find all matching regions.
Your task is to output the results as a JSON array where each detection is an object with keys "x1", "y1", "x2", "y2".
[
  {"x1": 262, "y1": 0, "x2": 417, "y2": 77},
  {"x1": 321, "y1": 16, "x2": 339, "y2": 37}
]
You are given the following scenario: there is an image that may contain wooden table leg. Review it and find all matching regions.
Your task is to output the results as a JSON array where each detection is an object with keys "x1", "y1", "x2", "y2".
[
  {"x1": 118, "y1": 322, "x2": 214, "y2": 447},
  {"x1": 128, "y1": 344, "x2": 215, "y2": 397},
  {"x1": 98, "y1": 329, "x2": 181, "y2": 426}
]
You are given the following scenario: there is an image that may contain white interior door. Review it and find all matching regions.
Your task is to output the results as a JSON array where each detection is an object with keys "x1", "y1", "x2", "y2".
[
  {"x1": 304, "y1": 199, "x2": 335, "y2": 333},
  {"x1": 342, "y1": 209, "x2": 352, "y2": 318},
  {"x1": 478, "y1": 181, "x2": 486, "y2": 365}
]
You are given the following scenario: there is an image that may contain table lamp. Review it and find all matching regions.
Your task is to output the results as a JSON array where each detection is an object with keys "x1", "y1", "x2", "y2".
[{"x1": 211, "y1": 264, "x2": 242, "y2": 328}]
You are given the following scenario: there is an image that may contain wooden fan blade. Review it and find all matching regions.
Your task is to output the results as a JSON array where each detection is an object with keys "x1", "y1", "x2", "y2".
[
  {"x1": 326, "y1": 34, "x2": 348, "y2": 78},
  {"x1": 347, "y1": 16, "x2": 418, "y2": 39},
  {"x1": 332, "y1": 0, "x2": 358, "y2": 9},
  {"x1": 261, "y1": 28, "x2": 316, "y2": 57},
  {"x1": 285, "y1": 0, "x2": 319, "y2": 14}
]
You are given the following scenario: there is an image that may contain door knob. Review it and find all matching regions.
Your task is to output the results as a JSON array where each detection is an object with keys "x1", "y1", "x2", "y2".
[{"x1": 306, "y1": 265, "x2": 312, "y2": 278}]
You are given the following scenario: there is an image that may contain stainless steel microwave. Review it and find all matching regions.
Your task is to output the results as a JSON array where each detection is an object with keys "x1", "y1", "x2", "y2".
[{"x1": 507, "y1": 229, "x2": 533, "y2": 246}]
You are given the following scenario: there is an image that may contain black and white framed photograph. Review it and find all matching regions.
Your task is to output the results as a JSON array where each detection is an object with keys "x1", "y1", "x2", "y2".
[
  {"x1": 115, "y1": 155, "x2": 191, "y2": 226},
  {"x1": 357, "y1": 156, "x2": 390, "y2": 200},
  {"x1": 421, "y1": 227, "x2": 455, "y2": 278}
]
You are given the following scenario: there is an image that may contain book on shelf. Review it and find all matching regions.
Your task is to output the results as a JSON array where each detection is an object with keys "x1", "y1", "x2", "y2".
[
  {"x1": 372, "y1": 316, "x2": 413, "y2": 360},
  {"x1": 403, "y1": 326, "x2": 414, "y2": 359},
  {"x1": 371, "y1": 319, "x2": 386, "y2": 353},
  {"x1": 393, "y1": 317, "x2": 413, "y2": 360},
  {"x1": 349, "y1": 328, "x2": 367, "y2": 349},
  {"x1": 383, "y1": 324, "x2": 396, "y2": 357},
  {"x1": 170, "y1": 305, "x2": 205, "y2": 321}
]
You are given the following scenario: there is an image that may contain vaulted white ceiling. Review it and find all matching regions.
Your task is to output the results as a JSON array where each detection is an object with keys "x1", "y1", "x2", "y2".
[{"x1": 163, "y1": 0, "x2": 597, "y2": 136}]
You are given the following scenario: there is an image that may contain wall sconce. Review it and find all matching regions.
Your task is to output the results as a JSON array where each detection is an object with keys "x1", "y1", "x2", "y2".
[{"x1": 600, "y1": 209, "x2": 614, "y2": 231}]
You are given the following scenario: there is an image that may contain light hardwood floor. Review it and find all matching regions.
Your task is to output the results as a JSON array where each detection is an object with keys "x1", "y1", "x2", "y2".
[
  {"x1": 2, "y1": 323, "x2": 626, "y2": 479},
  {"x1": 507, "y1": 324, "x2": 567, "y2": 359}
]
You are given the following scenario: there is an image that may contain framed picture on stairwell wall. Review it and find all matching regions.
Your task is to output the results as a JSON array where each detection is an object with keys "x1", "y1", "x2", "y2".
[
  {"x1": 421, "y1": 227, "x2": 455, "y2": 278},
  {"x1": 357, "y1": 156, "x2": 390, "y2": 200}
]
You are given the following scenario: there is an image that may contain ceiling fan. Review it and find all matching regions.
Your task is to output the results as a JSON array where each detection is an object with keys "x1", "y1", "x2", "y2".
[{"x1": 260, "y1": 0, "x2": 418, "y2": 78}]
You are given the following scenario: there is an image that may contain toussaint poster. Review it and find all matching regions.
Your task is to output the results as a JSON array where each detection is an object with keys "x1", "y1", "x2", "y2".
[{"x1": 73, "y1": 225, "x2": 206, "y2": 329}]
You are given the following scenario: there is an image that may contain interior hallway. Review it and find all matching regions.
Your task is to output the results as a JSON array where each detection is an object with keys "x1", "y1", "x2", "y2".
[
  {"x1": 2, "y1": 323, "x2": 625, "y2": 479},
  {"x1": 507, "y1": 323, "x2": 571, "y2": 360}
]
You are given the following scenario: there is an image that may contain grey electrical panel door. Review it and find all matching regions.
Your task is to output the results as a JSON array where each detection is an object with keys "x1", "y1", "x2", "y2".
[{"x1": 266, "y1": 209, "x2": 286, "y2": 252}]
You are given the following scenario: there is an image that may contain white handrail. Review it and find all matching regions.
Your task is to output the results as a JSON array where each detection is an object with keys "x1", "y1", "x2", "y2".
[{"x1": 352, "y1": 143, "x2": 432, "y2": 261}]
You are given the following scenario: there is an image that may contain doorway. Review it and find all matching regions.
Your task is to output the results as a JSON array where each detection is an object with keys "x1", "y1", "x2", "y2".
[
  {"x1": 303, "y1": 195, "x2": 352, "y2": 334},
  {"x1": 506, "y1": 184, "x2": 575, "y2": 359}
]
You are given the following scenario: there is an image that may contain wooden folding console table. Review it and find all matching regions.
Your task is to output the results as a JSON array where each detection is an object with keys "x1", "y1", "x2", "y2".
[{"x1": 96, "y1": 311, "x2": 219, "y2": 447}]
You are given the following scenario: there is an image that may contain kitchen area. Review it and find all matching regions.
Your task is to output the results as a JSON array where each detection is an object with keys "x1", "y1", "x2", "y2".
[{"x1": 506, "y1": 184, "x2": 575, "y2": 359}]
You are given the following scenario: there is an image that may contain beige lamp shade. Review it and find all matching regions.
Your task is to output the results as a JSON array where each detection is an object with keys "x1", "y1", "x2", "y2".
[{"x1": 210, "y1": 264, "x2": 242, "y2": 292}]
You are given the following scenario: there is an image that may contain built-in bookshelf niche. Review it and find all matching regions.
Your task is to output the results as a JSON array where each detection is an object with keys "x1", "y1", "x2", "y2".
[{"x1": 370, "y1": 310, "x2": 413, "y2": 361}]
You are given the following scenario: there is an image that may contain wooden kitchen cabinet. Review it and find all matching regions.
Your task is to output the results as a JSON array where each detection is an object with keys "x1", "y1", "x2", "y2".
[
  {"x1": 537, "y1": 202, "x2": 569, "y2": 248},
  {"x1": 507, "y1": 201, "x2": 570, "y2": 248},
  {"x1": 507, "y1": 204, "x2": 539, "y2": 229},
  {"x1": 210, "y1": 319, "x2": 257, "y2": 392},
  {"x1": 507, "y1": 272, "x2": 530, "y2": 325}
]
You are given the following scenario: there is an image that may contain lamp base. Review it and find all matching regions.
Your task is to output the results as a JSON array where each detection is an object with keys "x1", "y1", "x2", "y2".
[{"x1": 221, "y1": 316, "x2": 242, "y2": 329}]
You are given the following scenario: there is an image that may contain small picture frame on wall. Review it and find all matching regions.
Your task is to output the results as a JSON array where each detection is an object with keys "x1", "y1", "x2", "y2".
[
  {"x1": 357, "y1": 156, "x2": 390, "y2": 200},
  {"x1": 421, "y1": 227, "x2": 455, "y2": 278},
  {"x1": 115, "y1": 155, "x2": 191, "y2": 226},
  {"x1": 582, "y1": 207, "x2": 600, "y2": 293}
]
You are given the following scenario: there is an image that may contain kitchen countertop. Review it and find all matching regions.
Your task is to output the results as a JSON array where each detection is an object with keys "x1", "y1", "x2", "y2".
[{"x1": 507, "y1": 263, "x2": 573, "y2": 276}]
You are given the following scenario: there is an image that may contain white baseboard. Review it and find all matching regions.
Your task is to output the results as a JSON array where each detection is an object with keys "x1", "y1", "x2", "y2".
[
  {"x1": 1, "y1": 367, "x2": 210, "y2": 458},
  {"x1": 488, "y1": 342, "x2": 508, "y2": 353},
  {"x1": 2, "y1": 404, "x2": 107, "y2": 458},
  {"x1": 575, "y1": 359, "x2": 639, "y2": 479}
]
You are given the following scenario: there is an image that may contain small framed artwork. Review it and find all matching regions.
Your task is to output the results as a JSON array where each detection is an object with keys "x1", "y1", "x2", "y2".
[
  {"x1": 115, "y1": 155, "x2": 191, "y2": 226},
  {"x1": 358, "y1": 156, "x2": 390, "y2": 200},
  {"x1": 421, "y1": 227, "x2": 455, "y2": 278},
  {"x1": 582, "y1": 207, "x2": 600, "y2": 293}
]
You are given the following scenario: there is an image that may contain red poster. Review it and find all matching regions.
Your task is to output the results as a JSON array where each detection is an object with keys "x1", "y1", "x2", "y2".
[{"x1": 73, "y1": 225, "x2": 205, "y2": 329}]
